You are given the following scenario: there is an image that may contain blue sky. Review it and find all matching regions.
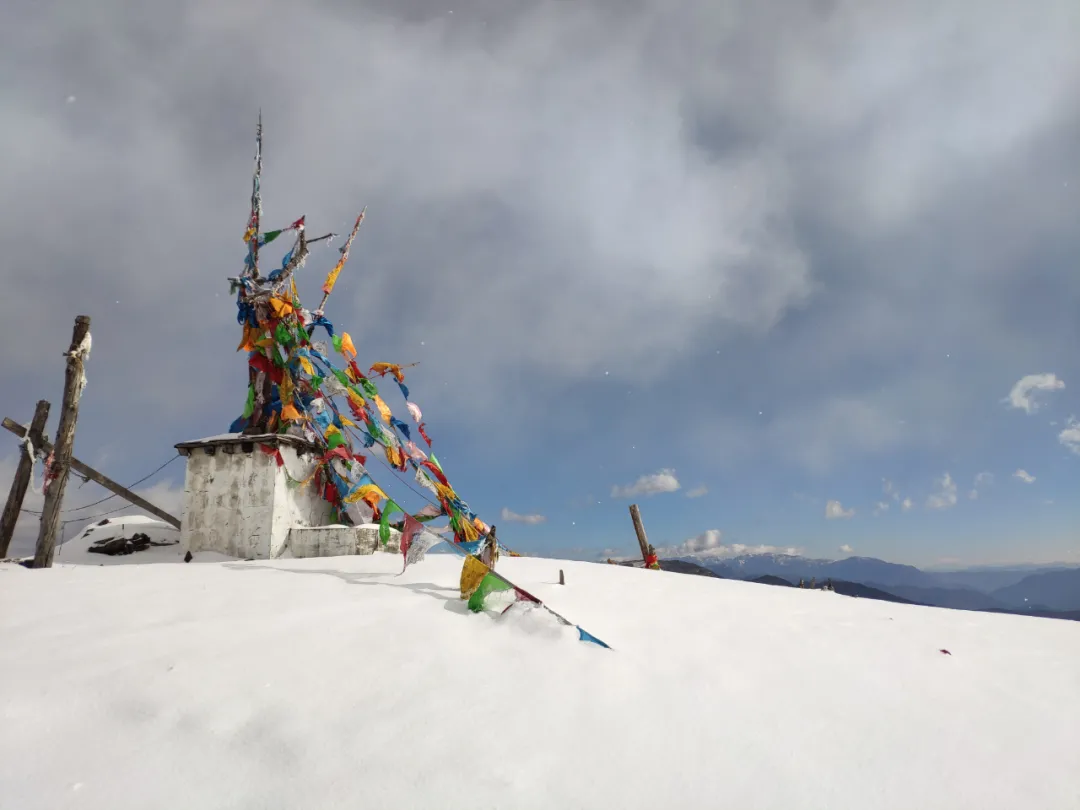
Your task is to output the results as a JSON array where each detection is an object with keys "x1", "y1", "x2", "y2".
[{"x1": 1, "y1": 0, "x2": 1078, "y2": 566}]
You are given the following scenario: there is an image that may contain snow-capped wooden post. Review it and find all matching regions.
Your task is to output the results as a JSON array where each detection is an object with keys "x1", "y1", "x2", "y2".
[
  {"x1": 0, "y1": 400, "x2": 51, "y2": 558},
  {"x1": 629, "y1": 504, "x2": 650, "y2": 564},
  {"x1": 32, "y1": 316, "x2": 91, "y2": 569}
]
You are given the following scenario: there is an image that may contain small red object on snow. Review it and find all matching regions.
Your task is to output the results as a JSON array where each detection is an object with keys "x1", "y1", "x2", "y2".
[{"x1": 939, "y1": 649, "x2": 952, "y2": 655}]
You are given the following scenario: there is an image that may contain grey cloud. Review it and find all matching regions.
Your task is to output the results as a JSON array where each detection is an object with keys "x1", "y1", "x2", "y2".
[{"x1": 1, "y1": 0, "x2": 1078, "y2": 481}]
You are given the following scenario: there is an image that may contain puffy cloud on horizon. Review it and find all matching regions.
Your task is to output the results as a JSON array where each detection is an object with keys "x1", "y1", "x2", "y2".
[
  {"x1": 659, "y1": 528, "x2": 800, "y2": 559},
  {"x1": 611, "y1": 469, "x2": 681, "y2": 499}
]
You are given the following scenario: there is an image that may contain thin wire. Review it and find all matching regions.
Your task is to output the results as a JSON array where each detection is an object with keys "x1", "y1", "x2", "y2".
[
  {"x1": 59, "y1": 455, "x2": 180, "y2": 514},
  {"x1": 17, "y1": 455, "x2": 180, "y2": 516}
]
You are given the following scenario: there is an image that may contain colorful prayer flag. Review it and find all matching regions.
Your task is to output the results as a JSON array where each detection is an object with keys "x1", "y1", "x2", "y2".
[{"x1": 467, "y1": 573, "x2": 515, "y2": 612}]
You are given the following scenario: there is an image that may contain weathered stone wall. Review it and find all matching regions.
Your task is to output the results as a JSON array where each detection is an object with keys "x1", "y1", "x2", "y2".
[
  {"x1": 179, "y1": 438, "x2": 330, "y2": 559},
  {"x1": 287, "y1": 524, "x2": 403, "y2": 558}
]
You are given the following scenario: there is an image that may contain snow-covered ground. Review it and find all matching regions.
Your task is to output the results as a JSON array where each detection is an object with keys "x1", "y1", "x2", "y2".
[{"x1": 2, "y1": 536, "x2": 1078, "y2": 810}]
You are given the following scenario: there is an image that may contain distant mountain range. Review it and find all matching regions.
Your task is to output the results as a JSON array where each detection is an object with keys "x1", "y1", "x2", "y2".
[{"x1": 670, "y1": 553, "x2": 1080, "y2": 620}]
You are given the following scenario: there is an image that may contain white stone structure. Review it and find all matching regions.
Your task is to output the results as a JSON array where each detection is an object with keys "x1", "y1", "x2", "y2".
[
  {"x1": 176, "y1": 434, "x2": 332, "y2": 559},
  {"x1": 288, "y1": 524, "x2": 402, "y2": 558}
]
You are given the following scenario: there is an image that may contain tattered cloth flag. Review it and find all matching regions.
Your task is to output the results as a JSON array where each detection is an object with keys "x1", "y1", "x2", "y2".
[
  {"x1": 460, "y1": 555, "x2": 489, "y2": 600},
  {"x1": 400, "y1": 514, "x2": 442, "y2": 573},
  {"x1": 467, "y1": 573, "x2": 515, "y2": 612}
]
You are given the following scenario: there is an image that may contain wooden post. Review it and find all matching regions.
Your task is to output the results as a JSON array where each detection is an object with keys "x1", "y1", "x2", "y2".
[
  {"x1": 2, "y1": 419, "x2": 180, "y2": 529},
  {"x1": 559, "y1": 569, "x2": 565, "y2": 585},
  {"x1": 32, "y1": 316, "x2": 91, "y2": 568},
  {"x1": 0, "y1": 400, "x2": 51, "y2": 558},
  {"x1": 629, "y1": 503, "x2": 650, "y2": 564}
]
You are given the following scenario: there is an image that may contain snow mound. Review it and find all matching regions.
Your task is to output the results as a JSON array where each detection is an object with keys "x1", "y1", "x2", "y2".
[
  {"x1": 1, "y1": 554, "x2": 1077, "y2": 809},
  {"x1": 49, "y1": 516, "x2": 230, "y2": 565}
]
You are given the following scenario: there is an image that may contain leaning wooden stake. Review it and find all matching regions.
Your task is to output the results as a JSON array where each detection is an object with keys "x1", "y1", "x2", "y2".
[
  {"x1": 629, "y1": 503, "x2": 650, "y2": 564},
  {"x1": 32, "y1": 316, "x2": 91, "y2": 568},
  {"x1": 0, "y1": 400, "x2": 51, "y2": 558},
  {"x1": 2, "y1": 419, "x2": 180, "y2": 529}
]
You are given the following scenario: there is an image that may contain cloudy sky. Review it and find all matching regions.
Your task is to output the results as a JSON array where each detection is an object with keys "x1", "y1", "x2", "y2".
[{"x1": 2, "y1": 0, "x2": 1079, "y2": 566}]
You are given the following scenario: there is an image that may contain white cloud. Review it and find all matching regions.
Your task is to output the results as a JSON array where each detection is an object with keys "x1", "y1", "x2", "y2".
[
  {"x1": 883, "y1": 478, "x2": 900, "y2": 502},
  {"x1": 839, "y1": 544, "x2": 854, "y2": 554},
  {"x1": 873, "y1": 501, "x2": 890, "y2": 516},
  {"x1": 1059, "y1": 418, "x2": 1080, "y2": 456},
  {"x1": 611, "y1": 469, "x2": 681, "y2": 498},
  {"x1": 926, "y1": 473, "x2": 958, "y2": 510},
  {"x1": 1013, "y1": 469, "x2": 1036, "y2": 484},
  {"x1": 659, "y1": 529, "x2": 800, "y2": 559},
  {"x1": 902, "y1": 497, "x2": 914, "y2": 511},
  {"x1": 500, "y1": 507, "x2": 547, "y2": 525},
  {"x1": 825, "y1": 500, "x2": 855, "y2": 520},
  {"x1": 685, "y1": 485, "x2": 708, "y2": 499},
  {"x1": 969, "y1": 471, "x2": 994, "y2": 500},
  {"x1": 1005, "y1": 373, "x2": 1065, "y2": 414}
]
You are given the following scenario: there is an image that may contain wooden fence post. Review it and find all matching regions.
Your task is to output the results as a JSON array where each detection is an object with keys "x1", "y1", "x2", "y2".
[
  {"x1": 629, "y1": 503, "x2": 650, "y2": 565},
  {"x1": 0, "y1": 400, "x2": 51, "y2": 558},
  {"x1": 32, "y1": 316, "x2": 91, "y2": 568}
]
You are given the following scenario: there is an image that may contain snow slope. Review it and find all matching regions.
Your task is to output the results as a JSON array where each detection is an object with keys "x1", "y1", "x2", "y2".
[{"x1": 2, "y1": 551, "x2": 1078, "y2": 810}]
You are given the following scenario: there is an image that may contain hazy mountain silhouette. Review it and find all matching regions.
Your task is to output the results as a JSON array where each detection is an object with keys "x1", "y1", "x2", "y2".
[{"x1": 991, "y1": 569, "x2": 1080, "y2": 611}]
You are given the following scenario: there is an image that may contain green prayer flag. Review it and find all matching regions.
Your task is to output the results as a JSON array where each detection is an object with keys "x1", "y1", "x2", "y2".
[
  {"x1": 380, "y1": 499, "x2": 400, "y2": 545},
  {"x1": 430, "y1": 454, "x2": 444, "y2": 473},
  {"x1": 242, "y1": 384, "x2": 255, "y2": 418},
  {"x1": 261, "y1": 229, "x2": 282, "y2": 245},
  {"x1": 468, "y1": 574, "x2": 514, "y2": 612},
  {"x1": 360, "y1": 378, "x2": 379, "y2": 398},
  {"x1": 327, "y1": 432, "x2": 346, "y2": 451},
  {"x1": 332, "y1": 334, "x2": 343, "y2": 353}
]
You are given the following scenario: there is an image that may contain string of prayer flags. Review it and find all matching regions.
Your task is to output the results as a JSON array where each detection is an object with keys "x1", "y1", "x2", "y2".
[{"x1": 445, "y1": 544, "x2": 611, "y2": 649}]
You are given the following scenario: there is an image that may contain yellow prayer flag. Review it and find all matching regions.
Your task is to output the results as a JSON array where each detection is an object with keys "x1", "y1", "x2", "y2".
[
  {"x1": 461, "y1": 519, "x2": 480, "y2": 543},
  {"x1": 345, "y1": 483, "x2": 388, "y2": 505},
  {"x1": 268, "y1": 297, "x2": 294, "y2": 319},
  {"x1": 322, "y1": 259, "x2": 345, "y2": 295},
  {"x1": 373, "y1": 395, "x2": 393, "y2": 425},
  {"x1": 339, "y1": 332, "x2": 357, "y2": 361},
  {"x1": 459, "y1": 555, "x2": 489, "y2": 600}
]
